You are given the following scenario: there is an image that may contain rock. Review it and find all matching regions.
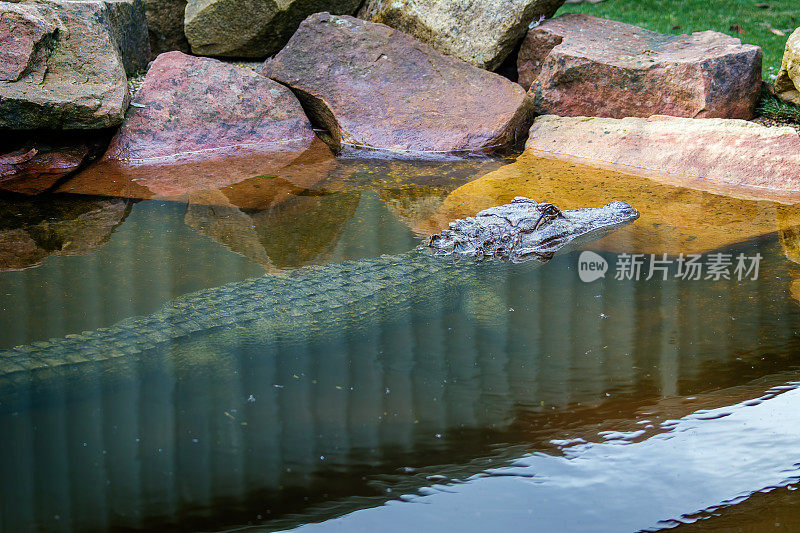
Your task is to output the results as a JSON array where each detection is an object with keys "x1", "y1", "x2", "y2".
[
  {"x1": 0, "y1": 3, "x2": 57, "y2": 82},
  {"x1": 775, "y1": 28, "x2": 800, "y2": 105},
  {"x1": 100, "y1": 0, "x2": 151, "y2": 74},
  {"x1": 103, "y1": 51, "x2": 315, "y2": 162},
  {"x1": 145, "y1": 0, "x2": 189, "y2": 54},
  {"x1": 524, "y1": 115, "x2": 800, "y2": 202},
  {"x1": 518, "y1": 14, "x2": 763, "y2": 119},
  {"x1": 358, "y1": 0, "x2": 565, "y2": 70},
  {"x1": 184, "y1": 0, "x2": 361, "y2": 58},
  {"x1": 262, "y1": 13, "x2": 533, "y2": 155},
  {"x1": 0, "y1": 0, "x2": 150, "y2": 129},
  {"x1": 0, "y1": 133, "x2": 107, "y2": 194},
  {"x1": 60, "y1": 52, "x2": 334, "y2": 202},
  {"x1": 0, "y1": 195, "x2": 130, "y2": 270},
  {"x1": 423, "y1": 151, "x2": 800, "y2": 256},
  {"x1": 73, "y1": 51, "x2": 320, "y2": 196}
]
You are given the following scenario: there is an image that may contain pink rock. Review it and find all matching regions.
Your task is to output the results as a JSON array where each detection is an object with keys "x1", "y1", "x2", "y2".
[
  {"x1": 262, "y1": 13, "x2": 533, "y2": 155},
  {"x1": 0, "y1": 4, "x2": 56, "y2": 82},
  {"x1": 72, "y1": 51, "x2": 327, "y2": 199},
  {"x1": 105, "y1": 51, "x2": 316, "y2": 163},
  {"x1": 518, "y1": 14, "x2": 762, "y2": 119},
  {"x1": 525, "y1": 115, "x2": 800, "y2": 202}
]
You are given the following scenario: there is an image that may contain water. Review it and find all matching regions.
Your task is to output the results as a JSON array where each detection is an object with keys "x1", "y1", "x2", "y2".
[{"x1": 0, "y1": 155, "x2": 799, "y2": 532}]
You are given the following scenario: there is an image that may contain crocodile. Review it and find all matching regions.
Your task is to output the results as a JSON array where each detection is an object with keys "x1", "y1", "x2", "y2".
[{"x1": 0, "y1": 198, "x2": 638, "y2": 390}]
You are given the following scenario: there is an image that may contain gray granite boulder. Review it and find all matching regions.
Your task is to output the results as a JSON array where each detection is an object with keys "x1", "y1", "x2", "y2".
[
  {"x1": 184, "y1": 0, "x2": 361, "y2": 58},
  {"x1": 0, "y1": 0, "x2": 150, "y2": 129},
  {"x1": 358, "y1": 0, "x2": 565, "y2": 70},
  {"x1": 262, "y1": 14, "x2": 534, "y2": 155},
  {"x1": 145, "y1": 0, "x2": 189, "y2": 53}
]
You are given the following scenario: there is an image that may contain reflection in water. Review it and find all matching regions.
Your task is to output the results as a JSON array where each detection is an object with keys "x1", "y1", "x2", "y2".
[
  {"x1": 421, "y1": 153, "x2": 800, "y2": 256},
  {"x1": 1, "y1": 232, "x2": 799, "y2": 531},
  {"x1": 56, "y1": 138, "x2": 337, "y2": 204},
  {"x1": 0, "y1": 193, "x2": 131, "y2": 271},
  {"x1": 1, "y1": 158, "x2": 800, "y2": 532},
  {"x1": 286, "y1": 384, "x2": 800, "y2": 533}
]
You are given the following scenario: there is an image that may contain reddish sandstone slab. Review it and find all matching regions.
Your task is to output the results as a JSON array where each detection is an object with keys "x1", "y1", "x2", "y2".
[
  {"x1": 262, "y1": 13, "x2": 533, "y2": 155},
  {"x1": 518, "y1": 14, "x2": 762, "y2": 119},
  {"x1": 525, "y1": 115, "x2": 800, "y2": 202}
]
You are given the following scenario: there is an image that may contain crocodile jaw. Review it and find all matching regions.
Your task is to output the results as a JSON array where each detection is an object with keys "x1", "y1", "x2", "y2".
[{"x1": 427, "y1": 197, "x2": 639, "y2": 263}]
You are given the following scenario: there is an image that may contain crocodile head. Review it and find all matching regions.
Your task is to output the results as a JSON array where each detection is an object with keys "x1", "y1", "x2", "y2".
[{"x1": 427, "y1": 197, "x2": 639, "y2": 263}]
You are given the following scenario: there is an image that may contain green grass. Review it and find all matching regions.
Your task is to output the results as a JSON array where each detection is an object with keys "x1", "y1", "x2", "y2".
[
  {"x1": 557, "y1": 0, "x2": 798, "y2": 81},
  {"x1": 757, "y1": 88, "x2": 800, "y2": 122}
]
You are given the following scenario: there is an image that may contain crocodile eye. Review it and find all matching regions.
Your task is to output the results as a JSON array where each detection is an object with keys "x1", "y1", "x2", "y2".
[{"x1": 545, "y1": 205, "x2": 559, "y2": 216}]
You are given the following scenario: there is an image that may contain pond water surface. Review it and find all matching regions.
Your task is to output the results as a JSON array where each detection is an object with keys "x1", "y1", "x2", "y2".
[{"x1": 1, "y1": 155, "x2": 799, "y2": 532}]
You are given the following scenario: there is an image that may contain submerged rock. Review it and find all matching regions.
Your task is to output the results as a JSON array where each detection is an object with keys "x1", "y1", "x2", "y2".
[
  {"x1": 0, "y1": 0, "x2": 150, "y2": 129},
  {"x1": 358, "y1": 0, "x2": 565, "y2": 70},
  {"x1": 262, "y1": 13, "x2": 533, "y2": 155},
  {"x1": 525, "y1": 115, "x2": 800, "y2": 201},
  {"x1": 423, "y1": 151, "x2": 800, "y2": 256},
  {"x1": 775, "y1": 28, "x2": 800, "y2": 105},
  {"x1": 184, "y1": 0, "x2": 361, "y2": 57},
  {"x1": 518, "y1": 14, "x2": 762, "y2": 119},
  {"x1": 0, "y1": 133, "x2": 107, "y2": 195},
  {"x1": 65, "y1": 51, "x2": 327, "y2": 199},
  {"x1": 145, "y1": 0, "x2": 190, "y2": 53}
]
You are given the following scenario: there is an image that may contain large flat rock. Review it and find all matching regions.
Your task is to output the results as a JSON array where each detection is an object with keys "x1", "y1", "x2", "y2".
[
  {"x1": 358, "y1": 0, "x2": 565, "y2": 70},
  {"x1": 518, "y1": 14, "x2": 762, "y2": 119},
  {"x1": 525, "y1": 115, "x2": 800, "y2": 202},
  {"x1": 775, "y1": 28, "x2": 800, "y2": 105},
  {"x1": 184, "y1": 0, "x2": 361, "y2": 57},
  {"x1": 262, "y1": 13, "x2": 534, "y2": 155},
  {"x1": 0, "y1": 0, "x2": 150, "y2": 129}
]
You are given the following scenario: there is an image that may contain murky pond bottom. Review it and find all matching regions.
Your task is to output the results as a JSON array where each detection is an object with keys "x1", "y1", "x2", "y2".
[{"x1": 1, "y1": 156, "x2": 799, "y2": 532}]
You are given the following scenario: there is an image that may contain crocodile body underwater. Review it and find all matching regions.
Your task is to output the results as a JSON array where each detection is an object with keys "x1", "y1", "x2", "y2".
[{"x1": 0, "y1": 198, "x2": 638, "y2": 389}]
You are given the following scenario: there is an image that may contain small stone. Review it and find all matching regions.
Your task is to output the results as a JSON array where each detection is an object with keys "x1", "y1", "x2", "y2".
[{"x1": 0, "y1": 134, "x2": 105, "y2": 195}]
